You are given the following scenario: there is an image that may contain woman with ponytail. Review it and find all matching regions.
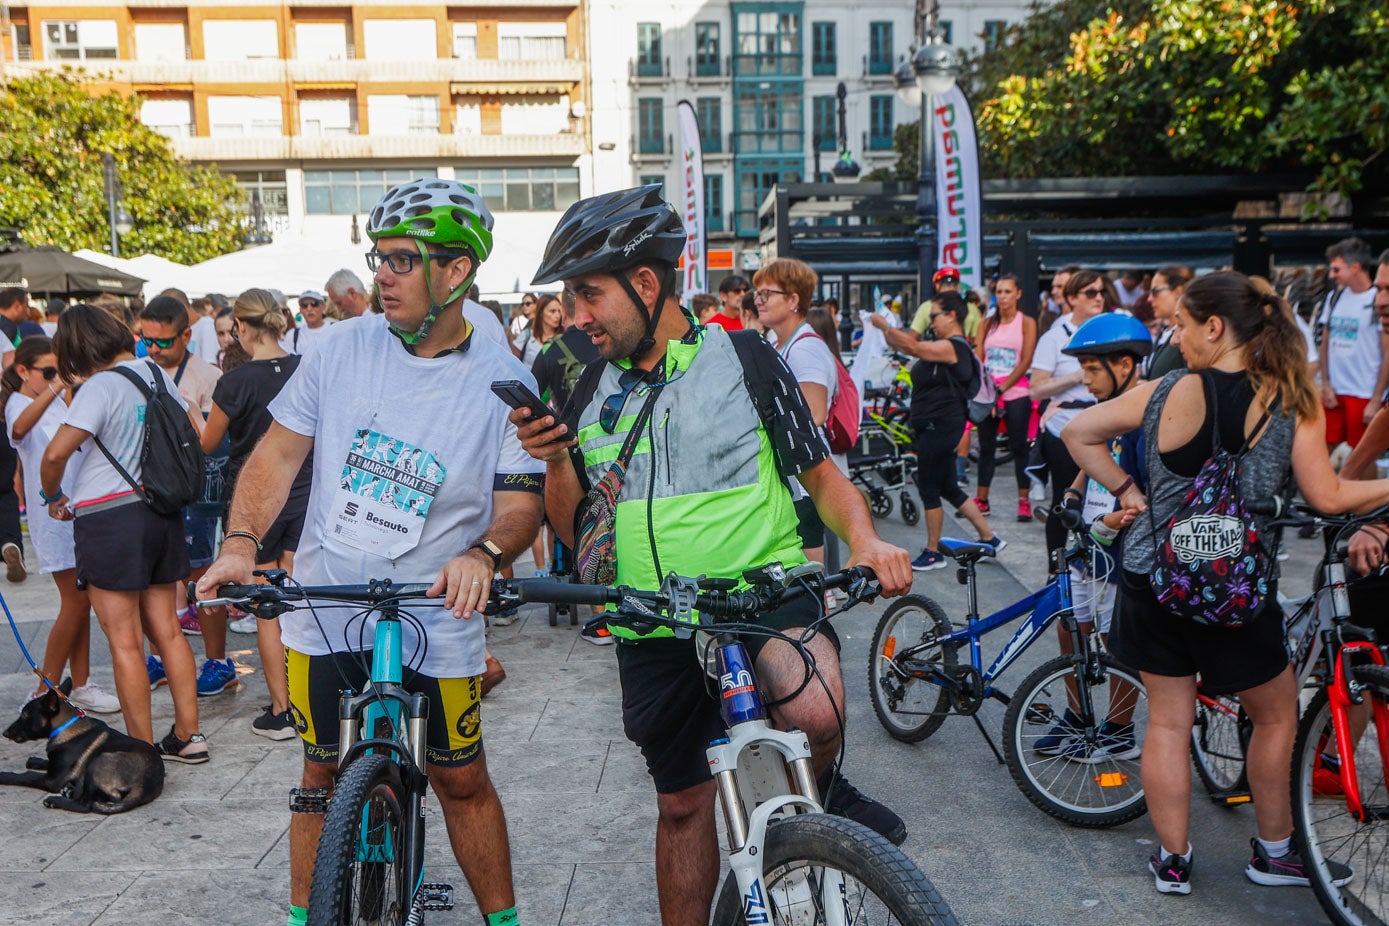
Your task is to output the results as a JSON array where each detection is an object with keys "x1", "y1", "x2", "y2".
[
  {"x1": 5, "y1": 337, "x2": 119, "y2": 713},
  {"x1": 1064, "y1": 270, "x2": 1389, "y2": 896}
]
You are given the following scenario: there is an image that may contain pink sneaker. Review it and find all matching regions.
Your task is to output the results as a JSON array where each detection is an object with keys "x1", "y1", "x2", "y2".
[{"x1": 178, "y1": 605, "x2": 202, "y2": 636}]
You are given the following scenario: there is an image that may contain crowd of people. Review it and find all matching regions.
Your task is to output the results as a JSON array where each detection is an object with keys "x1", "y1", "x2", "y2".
[{"x1": 8, "y1": 168, "x2": 1389, "y2": 925}]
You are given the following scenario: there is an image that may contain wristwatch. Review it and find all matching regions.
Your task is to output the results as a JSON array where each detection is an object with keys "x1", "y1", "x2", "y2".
[{"x1": 468, "y1": 540, "x2": 503, "y2": 571}]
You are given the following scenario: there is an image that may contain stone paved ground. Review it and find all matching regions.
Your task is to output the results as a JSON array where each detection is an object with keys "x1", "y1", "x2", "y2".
[{"x1": 0, "y1": 474, "x2": 1334, "y2": 925}]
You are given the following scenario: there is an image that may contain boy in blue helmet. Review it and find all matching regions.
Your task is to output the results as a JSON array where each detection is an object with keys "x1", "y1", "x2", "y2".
[{"x1": 1032, "y1": 314, "x2": 1152, "y2": 762}]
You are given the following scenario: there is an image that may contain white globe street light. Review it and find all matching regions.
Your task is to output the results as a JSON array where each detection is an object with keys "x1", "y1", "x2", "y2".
[
  {"x1": 913, "y1": 39, "x2": 960, "y2": 97},
  {"x1": 894, "y1": 58, "x2": 921, "y2": 109}
]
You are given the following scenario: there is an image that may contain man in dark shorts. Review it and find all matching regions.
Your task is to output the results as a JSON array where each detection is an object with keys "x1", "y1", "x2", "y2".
[{"x1": 512, "y1": 186, "x2": 914, "y2": 926}]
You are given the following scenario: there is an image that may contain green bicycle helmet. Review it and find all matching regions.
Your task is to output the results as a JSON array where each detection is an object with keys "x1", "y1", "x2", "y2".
[{"x1": 366, "y1": 179, "x2": 495, "y2": 344}]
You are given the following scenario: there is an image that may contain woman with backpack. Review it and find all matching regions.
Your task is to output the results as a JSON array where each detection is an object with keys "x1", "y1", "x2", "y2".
[
  {"x1": 39, "y1": 304, "x2": 207, "y2": 761},
  {"x1": 1063, "y1": 271, "x2": 1389, "y2": 896},
  {"x1": 972, "y1": 274, "x2": 1037, "y2": 521},
  {"x1": 870, "y1": 292, "x2": 1004, "y2": 571}
]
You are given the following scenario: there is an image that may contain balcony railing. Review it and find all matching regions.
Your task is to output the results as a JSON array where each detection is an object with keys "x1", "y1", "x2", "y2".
[
  {"x1": 863, "y1": 53, "x2": 893, "y2": 77},
  {"x1": 2, "y1": 57, "x2": 582, "y2": 87},
  {"x1": 629, "y1": 56, "x2": 670, "y2": 81},
  {"x1": 169, "y1": 132, "x2": 585, "y2": 162},
  {"x1": 688, "y1": 54, "x2": 730, "y2": 80},
  {"x1": 865, "y1": 129, "x2": 893, "y2": 152},
  {"x1": 633, "y1": 132, "x2": 672, "y2": 158},
  {"x1": 732, "y1": 54, "x2": 802, "y2": 78}
]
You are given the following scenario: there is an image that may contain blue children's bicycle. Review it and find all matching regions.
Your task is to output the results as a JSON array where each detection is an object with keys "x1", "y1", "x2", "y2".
[{"x1": 867, "y1": 518, "x2": 1149, "y2": 826}]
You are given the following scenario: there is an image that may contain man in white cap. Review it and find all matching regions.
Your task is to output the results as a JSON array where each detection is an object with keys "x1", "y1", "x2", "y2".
[{"x1": 281, "y1": 289, "x2": 336, "y2": 359}]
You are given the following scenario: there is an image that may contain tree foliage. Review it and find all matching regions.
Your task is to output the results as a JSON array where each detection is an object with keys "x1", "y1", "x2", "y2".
[
  {"x1": 0, "y1": 70, "x2": 246, "y2": 263},
  {"x1": 962, "y1": 0, "x2": 1388, "y2": 198}
]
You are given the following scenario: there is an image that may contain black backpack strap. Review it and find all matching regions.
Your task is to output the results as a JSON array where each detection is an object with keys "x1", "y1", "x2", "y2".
[
  {"x1": 563, "y1": 359, "x2": 610, "y2": 494},
  {"x1": 92, "y1": 365, "x2": 156, "y2": 500},
  {"x1": 173, "y1": 352, "x2": 190, "y2": 386}
]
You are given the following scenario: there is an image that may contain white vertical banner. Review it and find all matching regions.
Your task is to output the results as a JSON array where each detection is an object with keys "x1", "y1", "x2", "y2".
[
  {"x1": 676, "y1": 100, "x2": 707, "y2": 297},
  {"x1": 931, "y1": 85, "x2": 982, "y2": 291}
]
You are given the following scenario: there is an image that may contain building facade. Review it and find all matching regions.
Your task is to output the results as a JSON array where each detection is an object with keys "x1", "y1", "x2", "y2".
[
  {"x1": 1, "y1": 0, "x2": 592, "y2": 294},
  {"x1": 586, "y1": 0, "x2": 1038, "y2": 274}
]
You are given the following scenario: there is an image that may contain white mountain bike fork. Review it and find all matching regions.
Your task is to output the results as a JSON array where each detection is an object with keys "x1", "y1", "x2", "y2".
[{"x1": 707, "y1": 720, "x2": 851, "y2": 926}]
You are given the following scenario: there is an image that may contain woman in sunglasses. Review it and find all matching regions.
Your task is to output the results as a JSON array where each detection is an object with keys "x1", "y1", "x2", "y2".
[
  {"x1": 1028, "y1": 269, "x2": 1118, "y2": 553},
  {"x1": 4, "y1": 336, "x2": 119, "y2": 714}
]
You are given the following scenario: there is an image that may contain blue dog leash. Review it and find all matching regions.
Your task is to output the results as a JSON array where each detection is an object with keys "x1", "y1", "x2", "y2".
[{"x1": 1, "y1": 587, "x2": 88, "y2": 718}]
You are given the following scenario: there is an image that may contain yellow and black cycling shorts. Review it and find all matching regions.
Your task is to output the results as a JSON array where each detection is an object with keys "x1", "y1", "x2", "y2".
[{"x1": 286, "y1": 648, "x2": 483, "y2": 768}]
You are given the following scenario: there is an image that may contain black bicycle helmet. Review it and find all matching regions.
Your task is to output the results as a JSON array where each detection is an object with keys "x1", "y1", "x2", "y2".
[{"x1": 533, "y1": 185, "x2": 689, "y2": 358}]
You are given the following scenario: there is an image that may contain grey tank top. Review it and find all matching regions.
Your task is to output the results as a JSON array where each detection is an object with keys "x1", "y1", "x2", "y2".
[{"x1": 1123, "y1": 370, "x2": 1297, "y2": 575}]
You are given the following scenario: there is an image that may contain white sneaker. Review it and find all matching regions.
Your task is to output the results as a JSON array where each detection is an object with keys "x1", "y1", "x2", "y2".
[
  {"x1": 228, "y1": 614, "x2": 259, "y2": 634},
  {"x1": 70, "y1": 682, "x2": 122, "y2": 714}
]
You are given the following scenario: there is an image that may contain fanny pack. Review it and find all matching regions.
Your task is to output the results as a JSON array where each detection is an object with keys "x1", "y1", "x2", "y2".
[{"x1": 574, "y1": 385, "x2": 663, "y2": 586}]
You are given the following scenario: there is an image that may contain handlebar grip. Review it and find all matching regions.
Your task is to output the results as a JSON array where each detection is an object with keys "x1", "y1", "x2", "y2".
[
  {"x1": 215, "y1": 583, "x2": 264, "y2": 600},
  {"x1": 1053, "y1": 506, "x2": 1086, "y2": 533},
  {"x1": 1245, "y1": 498, "x2": 1283, "y2": 517},
  {"x1": 511, "y1": 579, "x2": 614, "y2": 606}
]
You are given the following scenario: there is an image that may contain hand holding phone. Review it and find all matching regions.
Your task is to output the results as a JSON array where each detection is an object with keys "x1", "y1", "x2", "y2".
[{"x1": 491, "y1": 380, "x2": 552, "y2": 422}]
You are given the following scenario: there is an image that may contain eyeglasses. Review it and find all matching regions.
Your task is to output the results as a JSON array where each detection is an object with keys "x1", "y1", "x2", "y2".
[
  {"x1": 1078, "y1": 287, "x2": 1106, "y2": 300},
  {"x1": 1150, "y1": 285, "x2": 1173, "y2": 295},
  {"x1": 366, "y1": 250, "x2": 468, "y2": 274},
  {"x1": 599, "y1": 367, "x2": 650, "y2": 434},
  {"x1": 929, "y1": 312, "x2": 947, "y2": 321},
  {"x1": 753, "y1": 289, "x2": 788, "y2": 303},
  {"x1": 141, "y1": 335, "x2": 178, "y2": 349},
  {"x1": 33, "y1": 366, "x2": 58, "y2": 381},
  {"x1": 729, "y1": 287, "x2": 749, "y2": 295},
  {"x1": 300, "y1": 299, "x2": 323, "y2": 308},
  {"x1": 521, "y1": 299, "x2": 536, "y2": 306}
]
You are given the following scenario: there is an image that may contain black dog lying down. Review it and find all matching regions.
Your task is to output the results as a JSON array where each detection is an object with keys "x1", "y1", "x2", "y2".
[{"x1": 1, "y1": 679, "x2": 163, "y2": 813}]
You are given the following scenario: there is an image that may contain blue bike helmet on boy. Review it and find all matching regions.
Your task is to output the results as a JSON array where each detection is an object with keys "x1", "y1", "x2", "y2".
[{"x1": 1062, "y1": 313, "x2": 1153, "y2": 397}]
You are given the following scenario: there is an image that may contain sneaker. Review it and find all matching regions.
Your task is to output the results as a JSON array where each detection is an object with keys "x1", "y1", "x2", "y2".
[
  {"x1": 1313, "y1": 752, "x2": 1345, "y2": 797},
  {"x1": 580, "y1": 621, "x2": 616, "y2": 645},
  {"x1": 974, "y1": 497, "x2": 991, "y2": 516},
  {"x1": 1245, "y1": 838, "x2": 1352, "y2": 887},
  {"x1": 955, "y1": 458, "x2": 968, "y2": 486},
  {"x1": 146, "y1": 655, "x2": 167, "y2": 690},
  {"x1": 69, "y1": 682, "x2": 121, "y2": 714},
  {"x1": 981, "y1": 534, "x2": 1008, "y2": 555},
  {"x1": 1276, "y1": 543, "x2": 1291, "y2": 562},
  {"x1": 1298, "y1": 522, "x2": 1317, "y2": 540},
  {"x1": 1017, "y1": 499, "x2": 1032, "y2": 522},
  {"x1": 228, "y1": 614, "x2": 259, "y2": 635},
  {"x1": 177, "y1": 605, "x2": 202, "y2": 636},
  {"x1": 1148, "y1": 849, "x2": 1193, "y2": 895},
  {"x1": 491, "y1": 608, "x2": 520, "y2": 627},
  {"x1": 820, "y1": 773, "x2": 908, "y2": 846},
  {"x1": 196, "y1": 658, "x2": 238, "y2": 696},
  {"x1": 911, "y1": 549, "x2": 947, "y2": 572},
  {"x1": 1035, "y1": 707, "x2": 1084, "y2": 754},
  {"x1": 2, "y1": 541, "x2": 25, "y2": 583},
  {"x1": 1065, "y1": 720, "x2": 1142, "y2": 764},
  {"x1": 250, "y1": 705, "x2": 297, "y2": 741},
  {"x1": 157, "y1": 724, "x2": 209, "y2": 764}
]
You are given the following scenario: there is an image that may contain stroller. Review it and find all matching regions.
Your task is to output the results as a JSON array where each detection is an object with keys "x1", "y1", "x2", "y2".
[{"x1": 848, "y1": 367, "x2": 920, "y2": 527}]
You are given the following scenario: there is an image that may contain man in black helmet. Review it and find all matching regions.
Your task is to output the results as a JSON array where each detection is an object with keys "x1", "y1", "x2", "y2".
[{"x1": 512, "y1": 185, "x2": 914, "y2": 926}]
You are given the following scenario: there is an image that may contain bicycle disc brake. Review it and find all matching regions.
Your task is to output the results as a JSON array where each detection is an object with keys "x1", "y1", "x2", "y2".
[{"x1": 947, "y1": 665, "x2": 985, "y2": 715}]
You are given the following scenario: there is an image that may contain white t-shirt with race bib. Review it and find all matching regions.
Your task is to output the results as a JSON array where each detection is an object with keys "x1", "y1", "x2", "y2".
[
  {"x1": 5, "y1": 393, "x2": 79, "y2": 573},
  {"x1": 62, "y1": 360, "x2": 189, "y2": 506},
  {"x1": 1320, "y1": 287, "x2": 1381, "y2": 399},
  {"x1": 268, "y1": 314, "x2": 545, "y2": 678}
]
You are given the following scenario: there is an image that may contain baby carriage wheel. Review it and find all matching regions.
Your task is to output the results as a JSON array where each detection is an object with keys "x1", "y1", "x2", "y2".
[{"x1": 900, "y1": 493, "x2": 919, "y2": 526}]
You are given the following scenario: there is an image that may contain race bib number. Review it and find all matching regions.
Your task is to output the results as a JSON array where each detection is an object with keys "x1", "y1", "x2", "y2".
[
  {"x1": 331, "y1": 428, "x2": 445, "y2": 558},
  {"x1": 1082, "y1": 438, "x2": 1125, "y2": 526},
  {"x1": 985, "y1": 345, "x2": 1017, "y2": 379}
]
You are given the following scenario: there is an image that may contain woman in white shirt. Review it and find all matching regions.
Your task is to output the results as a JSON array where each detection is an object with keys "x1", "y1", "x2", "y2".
[
  {"x1": 41, "y1": 304, "x2": 207, "y2": 761},
  {"x1": 5, "y1": 337, "x2": 118, "y2": 713}
]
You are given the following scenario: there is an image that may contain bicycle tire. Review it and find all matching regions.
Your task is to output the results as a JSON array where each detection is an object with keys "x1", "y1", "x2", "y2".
[
  {"x1": 1002, "y1": 654, "x2": 1148, "y2": 827},
  {"x1": 868, "y1": 596, "x2": 958, "y2": 743},
  {"x1": 308, "y1": 753, "x2": 414, "y2": 926},
  {"x1": 710, "y1": 814, "x2": 959, "y2": 926},
  {"x1": 1191, "y1": 693, "x2": 1251, "y2": 798},
  {"x1": 1293, "y1": 663, "x2": 1389, "y2": 926}
]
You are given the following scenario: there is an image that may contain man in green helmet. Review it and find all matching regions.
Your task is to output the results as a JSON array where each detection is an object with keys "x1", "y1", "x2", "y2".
[{"x1": 198, "y1": 179, "x2": 544, "y2": 926}]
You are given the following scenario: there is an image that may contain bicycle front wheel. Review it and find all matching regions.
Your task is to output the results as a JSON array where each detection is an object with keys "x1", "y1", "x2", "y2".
[
  {"x1": 1191, "y1": 693, "x2": 1251, "y2": 799},
  {"x1": 308, "y1": 754, "x2": 414, "y2": 926},
  {"x1": 1293, "y1": 664, "x2": 1389, "y2": 926},
  {"x1": 1002, "y1": 654, "x2": 1148, "y2": 827},
  {"x1": 710, "y1": 814, "x2": 958, "y2": 926},
  {"x1": 868, "y1": 596, "x2": 958, "y2": 743}
]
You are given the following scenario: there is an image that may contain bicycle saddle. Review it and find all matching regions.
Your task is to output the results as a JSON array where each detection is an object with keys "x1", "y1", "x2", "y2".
[{"x1": 938, "y1": 538, "x2": 997, "y2": 563}]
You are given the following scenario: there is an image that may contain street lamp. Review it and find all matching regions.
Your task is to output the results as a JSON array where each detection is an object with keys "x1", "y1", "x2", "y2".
[
  {"x1": 908, "y1": 0, "x2": 960, "y2": 302},
  {"x1": 830, "y1": 81, "x2": 860, "y2": 183},
  {"x1": 102, "y1": 153, "x2": 134, "y2": 257}
]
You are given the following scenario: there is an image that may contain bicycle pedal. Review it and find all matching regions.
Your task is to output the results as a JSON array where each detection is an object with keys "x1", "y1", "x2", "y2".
[
  {"x1": 289, "y1": 787, "x2": 331, "y2": 814},
  {"x1": 1216, "y1": 791, "x2": 1252, "y2": 806},
  {"x1": 419, "y1": 883, "x2": 454, "y2": 911}
]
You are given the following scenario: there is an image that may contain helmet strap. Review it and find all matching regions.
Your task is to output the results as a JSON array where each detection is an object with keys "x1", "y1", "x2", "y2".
[
  {"x1": 614, "y1": 265, "x2": 678, "y2": 362},
  {"x1": 1098, "y1": 356, "x2": 1136, "y2": 401},
  {"x1": 388, "y1": 240, "x2": 472, "y2": 346}
]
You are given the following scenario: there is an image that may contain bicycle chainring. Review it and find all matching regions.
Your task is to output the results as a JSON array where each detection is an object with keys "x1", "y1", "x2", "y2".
[{"x1": 947, "y1": 665, "x2": 985, "y2": 715}]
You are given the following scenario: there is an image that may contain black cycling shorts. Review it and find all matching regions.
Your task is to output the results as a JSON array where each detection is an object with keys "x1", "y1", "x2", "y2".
[
  {"x1": 286, "y1": 648, "x2": 483, "y2": 768},
  {"x1": 615, "y1": 595, "x2": 836, "y2": 793},
  {"x1": 1109, "y1": 572, "x2": 1289, "y2": 696}
]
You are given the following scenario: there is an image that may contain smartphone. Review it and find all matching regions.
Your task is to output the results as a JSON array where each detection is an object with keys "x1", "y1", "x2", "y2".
[{"x1": 491, "y1": 380, "x2": 554, "y2": 423}]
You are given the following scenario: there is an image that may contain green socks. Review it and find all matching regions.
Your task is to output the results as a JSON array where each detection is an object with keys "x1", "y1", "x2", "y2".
[
  {"x1": 287, "y1": 905, "x2": 307, "y2": 926},
  {"x1": 485, "y1": 907, "x2": 519, "y2": 926}
]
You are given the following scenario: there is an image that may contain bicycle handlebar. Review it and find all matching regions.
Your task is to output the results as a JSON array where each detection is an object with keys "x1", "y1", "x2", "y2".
[{"x1": 1246, "y1": 499, "x2": 1389, "y2": 533}]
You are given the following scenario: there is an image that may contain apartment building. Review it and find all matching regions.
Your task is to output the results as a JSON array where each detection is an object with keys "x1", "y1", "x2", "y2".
[
  {"x1": 1, "y1": 1, "x2": 591, "y2": 292},
  {"x1": 587, "y1": 0, "x2": 1040, "y2": 271}
]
